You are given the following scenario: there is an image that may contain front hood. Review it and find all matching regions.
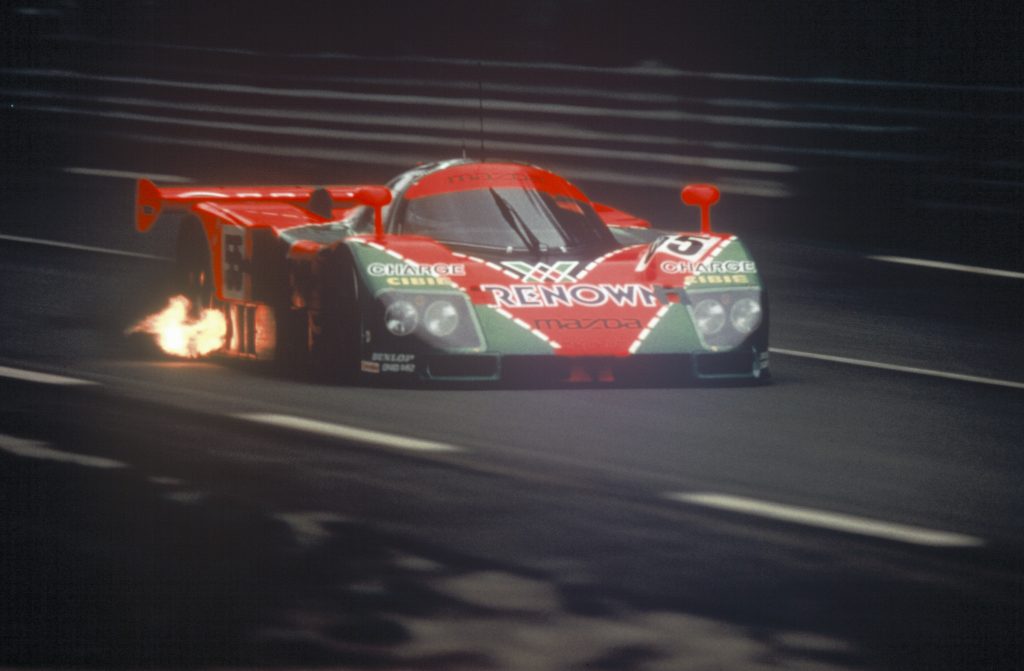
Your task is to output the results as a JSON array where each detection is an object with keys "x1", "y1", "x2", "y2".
[{"x1": 349, "y1": 233, "x2": 762, "y2": 357}]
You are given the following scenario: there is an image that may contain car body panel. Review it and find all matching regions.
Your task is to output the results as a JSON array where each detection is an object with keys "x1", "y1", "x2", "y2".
[{"x1": 137, "y1": 159, "x2": 769, "y2": 383}]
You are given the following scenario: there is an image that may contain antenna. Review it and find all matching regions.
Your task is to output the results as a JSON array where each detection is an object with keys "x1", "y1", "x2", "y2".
[{"x1": 477, "y1": 60, "x2": 485, "y2": 159}]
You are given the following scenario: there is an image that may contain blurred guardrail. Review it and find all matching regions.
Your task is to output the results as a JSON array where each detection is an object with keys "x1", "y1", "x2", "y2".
[{"x1": 2, "y1": 2, "x2": 1021, "y2": 268}]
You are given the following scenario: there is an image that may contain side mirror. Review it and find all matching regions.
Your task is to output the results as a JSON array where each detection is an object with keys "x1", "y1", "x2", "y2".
[
  {"x1": 681, "y1": 184, "x2": 720, "y2": 234},
  {"x1": 354, "y1": 186, "x2": 393, "y2": 237}
]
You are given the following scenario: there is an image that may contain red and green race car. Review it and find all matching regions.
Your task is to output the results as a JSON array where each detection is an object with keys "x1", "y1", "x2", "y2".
[{"x1": 135, "y1": 159, "x2": 768, "y2": 384}]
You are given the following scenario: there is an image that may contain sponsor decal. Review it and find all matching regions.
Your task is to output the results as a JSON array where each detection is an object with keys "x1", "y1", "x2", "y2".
[
  {"x1": 361, "y1": 360, "x2": 381, "y2": 374},
  {"x1": 367, "y1": 262, "x2": 466, "y2": 277},
  {"x1": 660, "y1": 260, "x2": 757, "y2": 274},
  {"x1": 687, "y1": 274, "x2": 752, "y2": 285},
  {"x1": 534, "y1": 318, "x2": 644, "y2": 330},
  {"x1": 371, "y1": 353, "x2": 415, "y2": 363},
  {"x1": 385, "y1": 276, "x2": 454, "y2": 287},
  {"x1": 221, "y1": 225, "x2": 247, "y2": 300},
  {"x1": 502, "y1": 260, "x2": 579, "y2": 283},
  {"x1": 448, "y1": 171, "x2": 529, "y2": 185},
  {"x1": 371, "y1": 352, "x2": 416, "y2": 373},
  {"x1": 637, "y1": 235, "x2": 713, "y2": 271},
  {"x1": 481, "y1": 283, "x2": 687, "y2": 308}
]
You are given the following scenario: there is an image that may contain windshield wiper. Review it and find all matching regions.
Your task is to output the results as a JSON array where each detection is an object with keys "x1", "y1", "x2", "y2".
[{"x1": 489, "y1": 188, "x2": 545, "y2": 255}]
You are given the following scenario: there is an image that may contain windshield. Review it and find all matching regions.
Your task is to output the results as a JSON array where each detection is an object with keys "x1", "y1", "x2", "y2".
[{"x1": 397, "y1": 186, "x2": 616, "y2": 253}]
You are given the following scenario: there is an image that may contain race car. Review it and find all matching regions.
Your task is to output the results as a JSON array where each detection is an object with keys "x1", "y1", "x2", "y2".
[{"x1": 135, "y1": 159, "x2": 769, "y2": 384}]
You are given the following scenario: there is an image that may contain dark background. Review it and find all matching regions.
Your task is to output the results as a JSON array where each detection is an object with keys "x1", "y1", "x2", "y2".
[
  {"x1": 4, "y1": 0, "x2": 1022, "y2": 268},
  {"x1": 1, "y1": 3, "x2": 1023, "y2": 670},
  {"x1": 9, "y1": 0, "x2": 1024, "y2": 83}
]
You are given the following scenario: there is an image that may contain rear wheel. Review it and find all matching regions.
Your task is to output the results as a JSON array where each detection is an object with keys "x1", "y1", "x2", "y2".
[
  {"x1": 175, "y1": 217, "x2": 215, "y2": 316},
  {"x1": 173, "y1": 218, "x2": 231, "y2": 358}
]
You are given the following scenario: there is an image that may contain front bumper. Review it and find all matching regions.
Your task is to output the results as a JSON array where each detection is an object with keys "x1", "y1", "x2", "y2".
[{"x1": 415, "y1": 347, "x2": 769, "y2": 385}]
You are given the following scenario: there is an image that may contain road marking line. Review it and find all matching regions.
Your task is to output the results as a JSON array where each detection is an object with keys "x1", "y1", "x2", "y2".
[
  {"x1": 666, "y1": 492, "x2": 984, "y2": 547},
  {"x1": 0, "y1": 233, "x2": 168, "y2": 260},
  {"x1": 0, "y1": 433, "x2": 126, "y2": 469},
  {"x1": 869, "y1": 255, "x2": 1024, "y2": 279},
  {"x1": 63, "y1": 166, "x2": 192, "y2": 183},
  {"x1": 234, "y1": 413, "x2": 462, "y2": 453},
  {"x1": 770, "y1": 348, "x2": 1024, "y2": 390},
  {"x1": 0, "y1": 365, "x2": 97, "y2": 386},
  {"x1": 275, "y1": 511, "x2": 350, "y2": 548}
]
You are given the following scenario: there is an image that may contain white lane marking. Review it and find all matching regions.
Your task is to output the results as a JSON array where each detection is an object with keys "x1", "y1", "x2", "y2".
[
  {"x1": 667, "y1": 492, "x2": 984, "y2": 547},
  {"x1": 0, "y1": 233, "x2": 168, "y2": 260},
  {"x1": 770, "y1": 348, "x2": 1024, "y2": 390},
  {"x1": 868, "y1": 255, "x2": 1024, "y2": 280},
  {"x1": 0, "y1": 433, "x2": 126, "y2": 469},
  {"x1": 275, "y1": 511, "x2": 350, "y2": 548},
  {"x1": 0, "y1": 365, "x2": 97, "y2": 386},
  {"x1": 63, "y1": 166, "x2": 192, "y2": 183},
  {"x1": 234, "y1": 413, "x2": 462, "y2": 453}
]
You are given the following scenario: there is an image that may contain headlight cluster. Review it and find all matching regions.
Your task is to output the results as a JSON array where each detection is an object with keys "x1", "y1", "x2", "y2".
[
  {"x1": 379, "y1": 291, "x2": 483, "y2": 350},
  {"x1": 385, "y1": 297, "x2": 462, "y2": 338},
  {"x1": 689, "y1": 291, "x2": 763, "y2": 349}
]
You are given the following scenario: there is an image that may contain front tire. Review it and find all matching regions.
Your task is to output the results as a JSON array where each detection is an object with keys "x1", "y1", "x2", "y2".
[{"x1": 309, "y1": 251, "x2": 361, "y2": 383}]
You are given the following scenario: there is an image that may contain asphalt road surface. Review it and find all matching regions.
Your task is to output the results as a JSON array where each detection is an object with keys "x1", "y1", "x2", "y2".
[{"x1": 1, "y1": 29, "x2": 1022, "y2": 671}]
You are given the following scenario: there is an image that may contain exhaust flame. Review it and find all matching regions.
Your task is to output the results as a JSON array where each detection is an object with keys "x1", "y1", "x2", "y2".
[{"x1": 129, "y1": 295, "x2": 227, "y2": 358}]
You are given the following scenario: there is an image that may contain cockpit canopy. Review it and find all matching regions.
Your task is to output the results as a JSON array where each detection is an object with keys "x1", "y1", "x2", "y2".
[{"x1": 392, "y1": 161, "x2": 617, "y2": 256}]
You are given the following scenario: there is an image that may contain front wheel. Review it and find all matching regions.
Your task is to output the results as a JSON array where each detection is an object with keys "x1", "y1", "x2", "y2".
[{"x1": 309, "y1": 253, "x2": 361, "y2": 383}]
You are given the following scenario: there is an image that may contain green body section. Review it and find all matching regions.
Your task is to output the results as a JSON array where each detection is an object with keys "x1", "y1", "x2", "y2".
[
  {"x1": 473, "y1": 307, "x2": 556, "y2": 355},
  {"x1": 346, "y1": 232, "x2": 764, "y2": 361},
  {"x1": 633, "y1": 305, "x2": 704, "y2": 354}
]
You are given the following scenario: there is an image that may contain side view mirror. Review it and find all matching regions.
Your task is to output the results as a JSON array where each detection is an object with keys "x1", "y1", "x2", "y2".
[{"x1": 681, "y1": 184, "x2": 720, "y2": 234}]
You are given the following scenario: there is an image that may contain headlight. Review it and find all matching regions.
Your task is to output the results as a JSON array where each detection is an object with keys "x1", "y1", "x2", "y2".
[
  {"x1": 376, "y1": 290, "x2": 485, "y2": 351},
  {"x1": 730, "y1": 298, "x2": 762, "y2": 334},
  {"x1": 384, "y1": 300, "x2": 418, "y2": 336},
  {"x1": 424, "y1": 300, "x2": 459, "y2": 337},
  {"x1": 693, "y1": 299, "x2": 726, "y2": 335}
]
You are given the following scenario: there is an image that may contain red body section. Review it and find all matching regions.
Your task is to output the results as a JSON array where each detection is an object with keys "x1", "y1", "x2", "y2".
[
  {"x1": 136, "y1": 179, "x2": 391, "y2": 303},
  {"x1": 136, "y1": 162, "x2": 742, "y2": 365},
  {"x1": 135, "y1": 180, "x2": 384, "y2": 232}
]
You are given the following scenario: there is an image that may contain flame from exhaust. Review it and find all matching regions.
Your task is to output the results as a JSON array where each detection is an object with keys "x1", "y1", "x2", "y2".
[{"x1": 129, "y1": 295, "x2": 227, "y2": 358}]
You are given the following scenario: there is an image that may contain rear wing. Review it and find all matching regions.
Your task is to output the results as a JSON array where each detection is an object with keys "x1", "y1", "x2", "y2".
[{"x1": 135, "y1": 180, "x2": 391, "y2": 232}]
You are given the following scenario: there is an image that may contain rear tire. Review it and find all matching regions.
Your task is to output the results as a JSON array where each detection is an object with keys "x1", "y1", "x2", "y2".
[{"x1": 175, "y1": 217, "x2": 215, "y2": 315}]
